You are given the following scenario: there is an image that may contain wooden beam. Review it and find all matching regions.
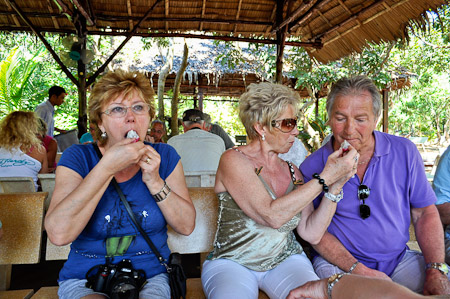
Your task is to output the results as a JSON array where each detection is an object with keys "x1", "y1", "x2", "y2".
[
  {"x1": 165, "y1": 0, "x2": 169, "y2": 31},
  {"x1": 72, "y1": 0, "x2": 95, "y2": 26},
  {"x1": 232, "y1": 0, "x2": 243, "y2": 34},
  {"x1": 288, "y1": 0, "x2": 333, "y2": 33},
  {"x1": 6, "y1": 0, "x2": 78, "y2": 86},
  {"x1": 46, "y1": 0, "x2": 60, "y2": 29},
  {"x1": 87, "y1": 0, "x2": 165, "y2": 86},
  {"x1": 0, "y1": 25, "x2": 323, "y2": 48},
  {"x1": 314, "y1": 0, "x2": 408, "y2": 49},
  {"x1": 126, "y1": 0, "x2": 133, "y2": 30},
  {"x1": 0, "y1": 10, "x2": 273, "y2": 26},
  {"x1": 382, "y1": 89, "x2": 389, "y2": 133},
  {"x1": 265, "y1": 3, "x2": 278, "y2": 34},
  {"x1": 275, "y1": 0, "x2": 286, "y2": 83},
  {"x1": 52, "y1": 0, "x2": 73, "y2": 22},
  {"x1": 199, "y1": 0, "x2": 206, "y2": 30},
  {"x1": 4, "y1": 0, "x2": 21, "y2": 27},
  {"x1": 271, "y1": 0, "x2": 317, "y2": 34}
]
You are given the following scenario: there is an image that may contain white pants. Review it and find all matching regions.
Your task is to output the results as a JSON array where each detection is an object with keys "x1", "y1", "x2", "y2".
[{"x1": 201, "y1": 253, "x2": 318, "y2": 299}]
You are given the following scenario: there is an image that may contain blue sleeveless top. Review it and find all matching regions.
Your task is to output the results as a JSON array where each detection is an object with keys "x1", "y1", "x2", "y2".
[{"x1": 57, "y1": 142, "x2": 180, "y2": 281}]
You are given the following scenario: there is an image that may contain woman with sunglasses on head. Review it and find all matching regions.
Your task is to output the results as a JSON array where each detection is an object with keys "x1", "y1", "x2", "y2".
[
  {"x1": 45, "y1": 69, "x2": 195, "y2": 299},
  {"x1": 201, "y1": 82, "x2": 359, "y2": 299}
]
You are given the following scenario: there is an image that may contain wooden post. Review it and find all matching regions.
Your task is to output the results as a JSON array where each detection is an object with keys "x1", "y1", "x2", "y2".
[
  {"x1": 275, "y1": 0, "x2": 287, "y2": 84},
  {"x1": 382, "y1": 89, "x2": 389, "y2": 133}
]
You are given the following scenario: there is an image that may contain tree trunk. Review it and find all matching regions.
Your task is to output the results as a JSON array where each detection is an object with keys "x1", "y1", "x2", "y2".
[
  {"x1": 170, "y1": 41, "x2": 188, "y2": 137},
  {"x1": 157, "y1": 41, "x2": 174, "y2": 120}
]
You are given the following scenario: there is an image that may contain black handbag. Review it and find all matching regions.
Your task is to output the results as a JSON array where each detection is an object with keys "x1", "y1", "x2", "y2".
[{"x1": 93, "y1": 144, "x2": 187, "y2": 299}]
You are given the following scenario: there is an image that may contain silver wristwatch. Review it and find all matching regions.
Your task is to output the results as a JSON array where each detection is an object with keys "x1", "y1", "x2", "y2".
[
  {"x1": 327, "y1": 273, "x2": 347, "y2": 298},
  {"x1": 324, "y1": 190, "x2": 344, "y2": 203},
  {"x1": 426, "y1": 262, "x2": 449, "y2": 276}
]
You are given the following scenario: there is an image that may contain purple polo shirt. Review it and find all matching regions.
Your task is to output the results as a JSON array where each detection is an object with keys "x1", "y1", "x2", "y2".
[{"x1": 300, "y1": 131, "x2": 436, "y2": 275}]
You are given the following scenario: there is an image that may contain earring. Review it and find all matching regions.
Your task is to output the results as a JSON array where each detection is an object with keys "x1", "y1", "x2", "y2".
[
  {"x1": 101, "y1": 131, "x2": 107, "y2": 139},
  {"x1": 261, "y1": 134, "x2": 265, "y2": 141}
]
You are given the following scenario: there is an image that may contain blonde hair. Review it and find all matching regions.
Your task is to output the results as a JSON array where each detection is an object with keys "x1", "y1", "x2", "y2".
[
  {"x1": 89, "y1": 69, "x2": 156, "y2": 145},
  {"x1": 37, "y1": 117, "x2": 48, "y2": 138},
  {"x1": 0, "y1": 111, "x2": 42, "y2": 153},
  {"x1": 239, "y1": 82, "x2": 300, "y2": 140}
]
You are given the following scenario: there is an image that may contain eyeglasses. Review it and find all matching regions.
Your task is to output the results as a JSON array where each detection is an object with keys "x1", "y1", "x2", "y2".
[
  {"x1": 358, "y1": 184, "x2": 371, "y2": 219},
  {"x1": 271, "y1": 117, "x2": 298, "y2": 133},
  {"x1": 102, "y1": 103, "x2": 150, "y2": 118}
]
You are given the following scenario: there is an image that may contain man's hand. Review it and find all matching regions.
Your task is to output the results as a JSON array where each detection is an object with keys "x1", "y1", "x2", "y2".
[
  {"x1": 423, "y1": 269, "x2": 450, "y2": 295},
  {"x1": 352, "y1": 263, "x2": 391, "y2": 280}
]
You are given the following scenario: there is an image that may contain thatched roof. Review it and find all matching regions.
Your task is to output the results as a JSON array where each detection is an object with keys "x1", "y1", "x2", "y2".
[{"x1": 0, "y1": 0, "x2": 446, "y2": 63}]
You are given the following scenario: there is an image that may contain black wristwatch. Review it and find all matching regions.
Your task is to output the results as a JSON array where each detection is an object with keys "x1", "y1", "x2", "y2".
[{"x1": 426, "y1": 262, "x2": 449, "y2": 276}]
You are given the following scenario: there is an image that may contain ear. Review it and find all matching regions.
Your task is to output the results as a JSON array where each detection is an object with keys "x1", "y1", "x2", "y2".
[
  {"x1": 98, "y1": 120, "x2": 105, "y2": 134},
  {"x1": 253, "y1": 122, "x2": 268, "y2": 138}
]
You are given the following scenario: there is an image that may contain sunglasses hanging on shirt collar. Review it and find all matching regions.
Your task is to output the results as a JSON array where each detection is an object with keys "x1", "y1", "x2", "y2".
[{"x1": 358, "y1": 184, "x2": 371, "y2": 219}]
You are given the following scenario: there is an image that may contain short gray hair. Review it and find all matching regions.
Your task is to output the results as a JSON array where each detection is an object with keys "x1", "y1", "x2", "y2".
[
  {"x1": 239, "y1": 82, "x2": 300, "y2": 141},
  {"x1": 326, "y1": 75, "x2": 382, "y2": 120}
]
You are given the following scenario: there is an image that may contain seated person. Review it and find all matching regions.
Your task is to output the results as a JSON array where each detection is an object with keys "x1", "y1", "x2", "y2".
[
  {"x1": 168, "y1": 109, "x2": 225, "y2": 173},
  {"x1": 146, "y1": 120, "x2": 167, "y2": 143},
  {"x1": 203, "y1": 113, "x2": 235, "y2": 149},
  {"x1": 0, "y1": 111, "x2": 48, "y2": 190},
  {"x1": 45, "y1": 69, "x2": 195, "y2": 298},
  {"x1": 300, "y1": 75, "x2": 450, "y2": 295},
  {"x1": 433, "y1": 145, "x2": 450, "y2": 265},
  {"x1": 288, "y1": 274, "x2": 445, "y2": 299},
  {"x1": 79, "y1": 122, "x2": 96, "y2": 144},
  {"x1": 201, "y1": 82, "x2": 357, "y2": 298},
  {"x1": 38, "y1": 117, "x2": 58, "y2": 171}
]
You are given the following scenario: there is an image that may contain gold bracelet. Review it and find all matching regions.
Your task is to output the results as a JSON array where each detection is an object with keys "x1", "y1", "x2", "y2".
[
  {"x1": 152, "y1": 181, "x2": 171, "y2": 202},
  {"x1": 327, "y1": 273, "x2": 347, "y2": 299}
]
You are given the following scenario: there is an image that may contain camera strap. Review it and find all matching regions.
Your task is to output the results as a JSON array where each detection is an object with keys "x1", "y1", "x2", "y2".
[{"x1": 93, "y1": 143, "x2": 171, "y2": 272}]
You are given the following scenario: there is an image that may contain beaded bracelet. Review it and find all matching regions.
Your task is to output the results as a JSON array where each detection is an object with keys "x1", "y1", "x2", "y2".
[{"x1": 312, "y1": 173, "x2": 329, "y2": 192}]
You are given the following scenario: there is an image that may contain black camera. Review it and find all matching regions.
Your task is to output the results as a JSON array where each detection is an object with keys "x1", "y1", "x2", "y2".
[{"x1": 86, "y1": 259, "x2": 146, "y2": 299}]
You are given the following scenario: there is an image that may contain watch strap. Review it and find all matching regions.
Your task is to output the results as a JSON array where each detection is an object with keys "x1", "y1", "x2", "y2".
[{"x1": 327, "y1": 273, "x2": 347, "y2": 298}]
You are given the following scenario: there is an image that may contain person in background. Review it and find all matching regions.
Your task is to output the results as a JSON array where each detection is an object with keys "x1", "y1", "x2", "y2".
[
  {"x1": 45, "y1": 69, "x2": 195, "y2": 299},
  {"x1": 38, "y1": 117, "x2": 58, "y2": 172},
  {"x1": 433, "y1": 145, "x2": 450, "y2": 265},
  {"x1": 300, "y1": 75, "x2": 450, "y2": 295},
  {"x1": 146, "y1": 120, "x2": 166, "y2": 143},
  {"x1": 279, "y1": 137, "x2": 309, "y2": 168},
  {"x1": 168, "y1": 109, "x2": 225, "y2": 173},
  {"x1": 203, "y1": 113, "x2": 235, "y2": 149},
  {"x1": 201, "y1": 82, "x2": 358, "y2": 298},
  {"x1": 79, "y1": 122, "x2": 96, "y2": 144},
  {"x1": 35, "y1": 85, "x2": 67, "y2": 137},
  {"x1": 287, "y1": 274, "x2": 448, "y2": 299},
  {"x1": 0, "y1": 111, "x2": 48, "y2": 190}
]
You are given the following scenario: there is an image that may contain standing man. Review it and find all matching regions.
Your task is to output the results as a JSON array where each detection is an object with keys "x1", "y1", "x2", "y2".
[
  {"x1": 35, "y1": 85, "x2": 67, "y2": 137},
  {"x1": 300, "y1": 76, "x2": 450, "y2": 295},
  {"x1": 168, "y1": 109, "x2": 225, "y2": 172}
]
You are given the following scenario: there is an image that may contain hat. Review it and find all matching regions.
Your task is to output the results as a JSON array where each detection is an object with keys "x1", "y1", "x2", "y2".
[{"x1": 182, "y1": 109, "x2": 204, "y2": 122}]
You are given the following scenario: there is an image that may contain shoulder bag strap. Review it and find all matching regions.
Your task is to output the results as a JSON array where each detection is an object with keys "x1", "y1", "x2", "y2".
[{"x1": 92, "y1": 143, "x2": 171, "y2": 271}]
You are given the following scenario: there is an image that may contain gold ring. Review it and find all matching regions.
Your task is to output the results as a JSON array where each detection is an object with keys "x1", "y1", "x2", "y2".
[{"x1": 146, "y1": 158, "x2": 151, "y2": 164}]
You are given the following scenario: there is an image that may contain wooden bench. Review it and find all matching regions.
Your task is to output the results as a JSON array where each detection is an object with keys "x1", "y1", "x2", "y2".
[
  {"x1": 37, "y1": 174, "x2": 56, "y2": 212},
  {"x1": 0, "y1": 177, "x2": 35, "y2": 193},
  {"x1": 0, "y1": 192, "x2": 47, "y2": 299},
  {"x1": 34, "y1": 187, "x2": 269, "y2": 298}
]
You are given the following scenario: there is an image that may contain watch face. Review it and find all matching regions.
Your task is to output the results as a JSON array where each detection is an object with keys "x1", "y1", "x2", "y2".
[{"x1": 441, "y1": 263, "x2": 449, "y2": 274}]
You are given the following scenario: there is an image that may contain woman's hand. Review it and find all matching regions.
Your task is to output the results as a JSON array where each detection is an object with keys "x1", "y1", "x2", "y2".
[
  {"x1": 320, "y1": 145, "x2": 359, "y2": 187},
  {"x1": 287, "y1": 278, "x2": 328, "y2": 299},
  {"x1": 100, "y1": 138, "x2": 148, "y2": 175},
  {"x1": 138, "y1": 145, "x2": 164, "y2": 192}
]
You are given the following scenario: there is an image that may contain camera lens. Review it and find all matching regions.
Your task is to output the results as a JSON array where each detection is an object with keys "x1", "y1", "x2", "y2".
[{"x1": 110, "y1": 277, "x2": 138, "y2": 299}]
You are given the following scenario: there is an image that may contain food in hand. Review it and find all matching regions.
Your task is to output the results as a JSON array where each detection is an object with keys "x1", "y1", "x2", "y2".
[
  {"x1": 126, "y1": 130, "x2": 139, "y2": 141},
  {"x1": 340, "y1": 140, "x2": 350, "y2": 152}
]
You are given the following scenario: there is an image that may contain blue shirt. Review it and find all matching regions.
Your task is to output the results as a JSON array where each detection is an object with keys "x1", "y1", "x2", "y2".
[
  {"x1": 57, "y1": 142, "x2": 180, "y2": 281},
  {"x1": 35, "y1": 100, "x2": 55, "y2": 137},
  {"x1": 300, "y1": 131, "x2": 436, "y2": 275},
  {"x1": 433, "y1": 146, "x2": 450, "y2": 241},
  {"x1": 79, "y1": 132, "x2": 94, "y2": 144}
]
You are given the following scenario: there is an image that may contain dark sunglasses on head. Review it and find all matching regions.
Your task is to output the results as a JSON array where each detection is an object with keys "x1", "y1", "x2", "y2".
[
  {"x1": 271, "y1": 117, "x2": 298, "y2": 133},
  {"x1": 358, "y1": 184, "x2": 371, "y2": 219}
]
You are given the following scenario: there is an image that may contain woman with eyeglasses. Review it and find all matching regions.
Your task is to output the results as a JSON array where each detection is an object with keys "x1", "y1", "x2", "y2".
[
  {"x1": 201, "y1": 82, "x2": 359, "y2": 299},
  {"x1": 45, "y1": 69, "x2": 195, "y2": 299}
]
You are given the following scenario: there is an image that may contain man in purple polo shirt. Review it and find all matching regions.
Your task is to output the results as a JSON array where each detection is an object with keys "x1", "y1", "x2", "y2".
[{"x1": 300, "y1": 75, "x2": 450, "y2": 295}]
